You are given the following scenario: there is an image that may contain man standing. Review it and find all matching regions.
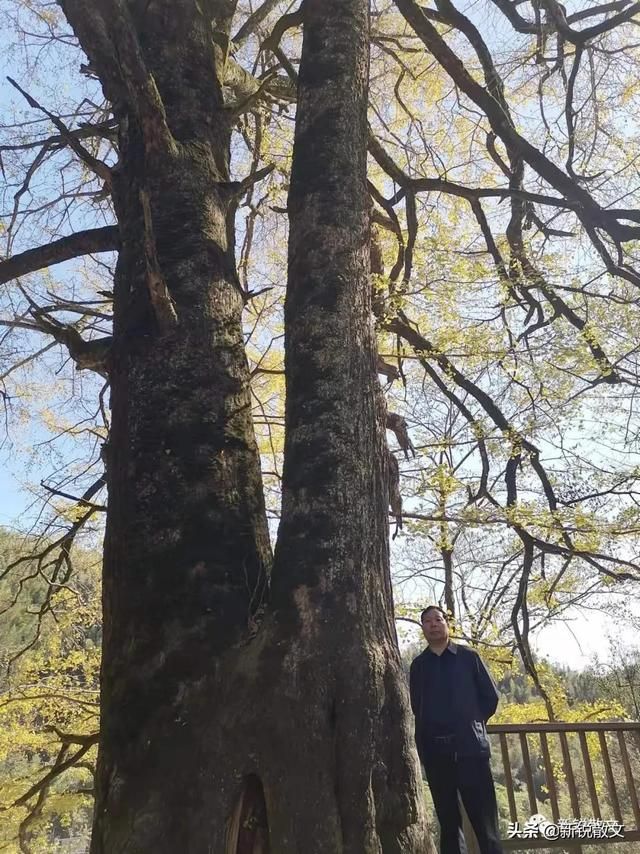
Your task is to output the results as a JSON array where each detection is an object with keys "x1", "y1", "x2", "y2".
[{"x1": 410, "y1": 606, "x2": 503, "y2": 854}]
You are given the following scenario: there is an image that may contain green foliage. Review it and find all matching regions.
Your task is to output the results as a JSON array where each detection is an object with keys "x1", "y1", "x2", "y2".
[
  {"x1": 1, "y1": 0, "x2": 640, "y2": 849},
  {"x1": 0, "y1": 529, "x2": 99, "y2": 853}
]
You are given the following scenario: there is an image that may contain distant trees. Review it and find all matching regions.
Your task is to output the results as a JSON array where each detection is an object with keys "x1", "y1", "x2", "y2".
[
  {"x1": 0, "y1": 528, "x2": 99, "y2": 852},
  {"x1": 2, "y1": 0, "x2": 640, "y2": 850}
]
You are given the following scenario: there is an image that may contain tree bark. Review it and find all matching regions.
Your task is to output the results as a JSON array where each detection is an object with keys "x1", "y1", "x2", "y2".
[
  {"x1": 53, "y1": 1, "x2": 271, "y2": 850},
  {"x1": 259, "y1": 0, "x2": 432, "y2": 850},
  {"x1": 55, "y1": 1, "x2": 433, "y2": 851}
]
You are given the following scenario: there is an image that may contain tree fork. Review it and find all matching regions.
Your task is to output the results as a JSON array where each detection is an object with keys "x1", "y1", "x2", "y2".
[
  {"x1": 193, "y1": 0, "x2": 434, "y2": 847},
  {"x1": 55, "y1": 1, "x2": 433, "y2": 851}
]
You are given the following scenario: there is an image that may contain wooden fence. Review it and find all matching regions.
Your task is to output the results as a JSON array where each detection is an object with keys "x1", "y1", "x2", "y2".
[{"x1": 461, "y1": 722, "x2": 640, "y2": 852}]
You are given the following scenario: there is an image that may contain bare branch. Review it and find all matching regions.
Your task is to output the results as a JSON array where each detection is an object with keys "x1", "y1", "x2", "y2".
[
  {"x1": 11, "y1": 738, "x2": 97, "y2": 809},
  {"x1": 7, "y1": 77, "x2": 112, "y2": 187},
  {"x1": 234, "y1": 0, "x2": 285, "y2": 47}
]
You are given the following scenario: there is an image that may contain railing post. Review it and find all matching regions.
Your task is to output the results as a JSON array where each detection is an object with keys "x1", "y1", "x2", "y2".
[
  {"x1": 499, "y1": 732, "x2": 518, "y2": 825},
  {"x1": 539, "y1": 731, "x2": 560, "y2": 823}
]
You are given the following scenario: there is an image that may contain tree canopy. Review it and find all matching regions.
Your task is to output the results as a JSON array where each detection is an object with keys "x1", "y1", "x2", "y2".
[{"x1": 1, "y1": 0, "x2": 640, "y2": 851}]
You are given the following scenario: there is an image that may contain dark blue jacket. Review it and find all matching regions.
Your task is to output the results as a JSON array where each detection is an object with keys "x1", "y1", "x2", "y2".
[{"x1": 409, "y1": 642, "x2": 499, "y2": 760}]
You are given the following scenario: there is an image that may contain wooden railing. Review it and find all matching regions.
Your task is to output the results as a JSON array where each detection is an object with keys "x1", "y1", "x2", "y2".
[{"x1": 463, "y1": 722, "x2": 640, "y2": 852}]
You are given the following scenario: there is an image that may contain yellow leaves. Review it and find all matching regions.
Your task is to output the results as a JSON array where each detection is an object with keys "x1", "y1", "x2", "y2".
[
  {"x1": 580, "y1": 320, "x2": 602, "y2": 349},
  {"x1": 0, "y1": 549, "x2": 100, "y2": 847},
  {"x1": 49, "y1": 501, "x2": 94, "y2": 525},
  {"x1": 476, "y1": 642, "x2": 514, "y2": 684},
  {"x1": 426, "y1": 462, "x2": 464, "y2": 501},
  {"x1": 570, "y1": 507, "x2": 602, "y2": 553},
  {"x1": 36, "y1": 407, "x2": 58, "y2": 434},
  {"x1": 33, "y1": 6, "x2": 60, "y2": 27},
  {"x1": 494, "y1": 698, "x2": 550, "y2": 725},
  {"x1": 493, "y1": 660, "x2": 625, "y2": 725},
  {"x1": 621, "y1": 79, "x2": 640, "y2": 106},
  {"x1": 504, "y1": 498, "x2": 624, "y2": 553}
]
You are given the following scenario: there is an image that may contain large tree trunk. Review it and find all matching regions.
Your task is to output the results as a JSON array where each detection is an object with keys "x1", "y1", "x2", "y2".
[
  {"x1": 57, "y1": 1, "x2": 432, "y2": 852},
  {"x1": 54, "y1": 1, "x2": 272, "y2": 850},
  {"x1": 258, "y1": 1, "x2": 431, "y2": 850}
]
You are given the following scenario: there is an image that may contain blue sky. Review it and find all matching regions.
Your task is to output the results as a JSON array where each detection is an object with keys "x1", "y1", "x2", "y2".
[
  {"x1": 1, "y1": 0, "x2": 638, "y2": 675},
  {"x1": 0, "y1": 453, "x2": 31, "y2": 527}
]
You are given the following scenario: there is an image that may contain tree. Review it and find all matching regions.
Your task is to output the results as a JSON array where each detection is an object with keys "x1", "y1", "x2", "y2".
[
  {"x1": 3, "y1": 0, "x2": 640, "y2": 849},
  {"x1": 0, "y1": 529, "x2": 99, "y2": 853},
  {"x1": 0, "y1": 0, "x2": 430, "y2": 851}
]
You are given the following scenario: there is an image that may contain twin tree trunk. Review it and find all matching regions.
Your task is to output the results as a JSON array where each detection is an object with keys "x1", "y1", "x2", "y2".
[{"x1": 59, "y1": 1, "x2": 432, "y2": 851}]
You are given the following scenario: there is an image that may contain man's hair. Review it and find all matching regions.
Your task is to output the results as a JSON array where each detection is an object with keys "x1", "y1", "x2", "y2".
[{"x1": 420, "y1": 605, "x2": 448, "y2": 623}]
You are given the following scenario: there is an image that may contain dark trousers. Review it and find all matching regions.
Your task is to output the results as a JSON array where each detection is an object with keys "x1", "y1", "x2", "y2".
[{"x1": 423, "y1": 754, "x2": 503, "y2": 854}]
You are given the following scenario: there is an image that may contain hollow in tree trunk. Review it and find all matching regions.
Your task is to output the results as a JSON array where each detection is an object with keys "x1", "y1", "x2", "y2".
[{"x1": 55, "y1": 1, "x2": 433, "y2": 851}]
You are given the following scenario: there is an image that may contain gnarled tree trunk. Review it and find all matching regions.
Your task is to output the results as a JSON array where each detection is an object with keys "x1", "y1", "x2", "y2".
[
  {"x1": 259, "y1": 0, "x2": 431, "y2": 850},
  {"x1": 56, "y1": 1, "x2": 433, "y2": 851}
]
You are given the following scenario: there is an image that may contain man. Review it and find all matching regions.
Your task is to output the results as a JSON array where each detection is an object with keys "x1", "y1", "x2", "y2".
[{"x1": 410, "y1": 606, "x2": 503, "y2": 854}]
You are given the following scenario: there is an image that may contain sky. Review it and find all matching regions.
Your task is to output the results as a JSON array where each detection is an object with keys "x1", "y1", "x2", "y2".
[
  {"x1": 0, "y1": 461, "x2": 26, "y2": 527},
  {"x1": 532, "y1": 609, "x2": 638, "y2": 670},
  {"x1": 0, "y1": 437, "x2": 60, "y2": 550},
  {"x1": 1, "y1": 0, "x2": 638, "y2": 678}
]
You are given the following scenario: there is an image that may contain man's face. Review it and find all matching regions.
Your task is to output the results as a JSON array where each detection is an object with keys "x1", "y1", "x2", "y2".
[{"x1": 421, "y1": 609, "x2": 449, "y2": 644}]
